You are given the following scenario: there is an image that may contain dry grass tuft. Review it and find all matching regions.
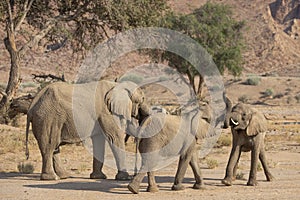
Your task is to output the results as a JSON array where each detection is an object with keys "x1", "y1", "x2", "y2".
[
  {"x1": 18, "y1": 162, "x2": 34, "y2": 174},
  {"x1": 236, "y1": 172, "x2": 246, "y2": 180},
  {"x1": 216, "y1": 133, "x2": 232, "y2": 147},
  {"x1": 206, "y1": 159, "x2": 219, "y2": 169}
]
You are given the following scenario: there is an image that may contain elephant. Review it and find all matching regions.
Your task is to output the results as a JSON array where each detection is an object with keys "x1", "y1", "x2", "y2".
[
  {"x1": 222, "y1": 102, "x2": 274, "y2": 186},
  {"x1": 127, "y1": 104, "x2": 211, "y2": 194},
  {"x1": 25, "y1": 80, "x2": 150, "y2": 180}
]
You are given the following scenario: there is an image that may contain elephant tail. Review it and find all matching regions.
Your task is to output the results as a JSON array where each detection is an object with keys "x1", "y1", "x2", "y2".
[{"x1": 25, "y1": 116, "x2": 30, "y2": 160}]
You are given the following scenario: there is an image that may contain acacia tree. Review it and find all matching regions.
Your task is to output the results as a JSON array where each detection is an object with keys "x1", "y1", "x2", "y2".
[
  {"x1": 0, "y1": 0, "x2": 168, "y2": 122},
  {"x1": 160, "y1": 2, "x2": 245, "y2": 97}
]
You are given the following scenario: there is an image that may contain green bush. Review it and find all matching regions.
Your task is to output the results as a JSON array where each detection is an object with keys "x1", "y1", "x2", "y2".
[
  {"x1": 238, "y1": 95, "x2": 250, "y2": 103},
  {"x1": 257, "y1": 163, "x2": 263, "y2": 171},
  {"x1": 206, "y1": 159, "x2": 219, "y2": 169},
  {"x1": 18, "y1": 162, "x2": 34, "y2": 174},
  {"x1": 119, "y1": 74, "x2": 144, "y2": 84},
  {"x1": 21, "y1": 82, "x2": 37, "y2": 88},
  {"x1": 217, "y1": 133, "x2": 231, "y2": 147},
  {"x1": 158, "y1": 76, "x2": 168, "y2": 82},
  {"x1": 264, "y1": 88, "x2": 274, "y2": 97},
  {"x1": 245, "y1": 76, "x2": 261, "y2": 85},
  {"x1": 295, "y1": 94, "x2": 300, "y2": 103},
  {"x1": 236, "y1": 172, "x2": 245, "y2": 180}
]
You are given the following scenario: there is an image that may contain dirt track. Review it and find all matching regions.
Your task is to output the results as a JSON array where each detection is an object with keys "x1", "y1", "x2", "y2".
[{"x1": 1, "y1": 140, "x2": 300, "y2": 200}]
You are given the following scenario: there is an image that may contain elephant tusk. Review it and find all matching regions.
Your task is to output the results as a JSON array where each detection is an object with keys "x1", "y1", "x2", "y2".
[{"x1": 230, "y1": 118, "x2": 239, "y2": 126}]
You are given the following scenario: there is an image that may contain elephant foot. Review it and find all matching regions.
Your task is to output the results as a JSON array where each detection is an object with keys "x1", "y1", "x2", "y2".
[
  {"x1": 115, "y1": 171, "x2": 132, "y2": 181},
  {"x1": 90, "y1": 171, "x2": 107, "y2": 179},
  {"x1": 193, "y1": 183, "x2": 205, "y2": 190},
  {"x1": 232, "y1": 176, "x2": 236, "y2": 181},
  {"x1": 171, "y1": 184, "x2": 185, "y2": 191},
  {"x1": 128, "y1": 181, "x2": 140, "y2": 194},
  {"x1": 247, "y1": 179, "x2": 258, "y2": 186},
  {"x1": 56, "y1": 171, "x2": 69, "y2": 179},
  {"x1": 266, "y1": 174, "x2": 275, "y2": 182},
  {"x1": 55, "y1": 168, "x2": 69, "y2": 179},
  {"x1": 147, "y1": 185, "x2": 159, "y2": 193},
  {"x1": 221, "y1": 178, "x2": 232, "y2": 186},
  {"x1": 40, "y1": 172, "x2": 60, "y2": 180}
]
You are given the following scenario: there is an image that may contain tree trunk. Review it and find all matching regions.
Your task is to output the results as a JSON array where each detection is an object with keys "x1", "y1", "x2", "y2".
[
  {"x1": 0, "y1": 26, "x2": 21, "y2": 122},
  {"x1": 187, "y1": 70, "x2": 196, "y2": 94},
  {"x1": 197, "y1": 74, "x2": 204, "y2": 99}
]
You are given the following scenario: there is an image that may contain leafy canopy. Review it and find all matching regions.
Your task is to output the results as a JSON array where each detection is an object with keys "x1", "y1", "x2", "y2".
[
  {"x1": 160, "y1": 2, "x2": 245, "y2": 77},
  {"x1": 0, "y1": 0, "x2": 169, "y2": 52}
]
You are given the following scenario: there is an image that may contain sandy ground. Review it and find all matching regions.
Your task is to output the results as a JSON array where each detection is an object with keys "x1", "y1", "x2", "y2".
[{"x1": 1, "y1": 133, "x2": 300, "y2": 200}]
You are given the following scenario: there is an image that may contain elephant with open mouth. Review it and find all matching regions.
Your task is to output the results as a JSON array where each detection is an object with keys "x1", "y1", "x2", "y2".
[
  {"x1": 222, "y1": 102, "x2": 274, "y2": 186},
  {"x1": 25, "y1": 80, "x2": 150, "y2": 180}
]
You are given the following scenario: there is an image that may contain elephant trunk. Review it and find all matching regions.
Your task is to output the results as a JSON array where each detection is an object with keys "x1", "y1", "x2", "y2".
[
  {"x1": 223, "y1": 94, "x2": 233, "y2": 129},
  {"x1": 138, "y1": 103, "x2": 151, "y2": 124}
]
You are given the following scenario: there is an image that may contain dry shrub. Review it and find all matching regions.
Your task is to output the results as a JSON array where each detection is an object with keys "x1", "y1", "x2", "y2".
[
  {"x1": 18, "y1": 162, "x2": 34, "y2": 174},
  {"x1": 206, "y1": 159, "x2": 219, "y2": 169},
  {"x1": 217, "y1": 133, "x2": 232, "y2": 147}
]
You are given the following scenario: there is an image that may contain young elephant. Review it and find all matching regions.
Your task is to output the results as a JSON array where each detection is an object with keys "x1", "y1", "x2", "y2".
[
  {"x1": 222, "y1": 103, "x2": 274, "y2": 186},
  {"x1": 127, "y1": 106, "x2": 211, "y2": 194}
]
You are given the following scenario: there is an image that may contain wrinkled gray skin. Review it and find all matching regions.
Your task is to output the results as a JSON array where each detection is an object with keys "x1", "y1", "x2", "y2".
[
  {"x1": 128, "y1": 105, "x2": 211, "y2": 194},
  {"x1": 26, "y1": 80, "x2": 149, "y2": 180},
  {"x1": 222, "y1": 103, "x2": 274, "y2": 186}
]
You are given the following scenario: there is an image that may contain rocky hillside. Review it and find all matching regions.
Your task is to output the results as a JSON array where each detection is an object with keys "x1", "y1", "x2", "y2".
[
  {"x1": 0, "y1": 0, "x2": 299, "y2": 83},
  {"x1": 170, "y1": 0, "x2": 300, "y2": 76}
]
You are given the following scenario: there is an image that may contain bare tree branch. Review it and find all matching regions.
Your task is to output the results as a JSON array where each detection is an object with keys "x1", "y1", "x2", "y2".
[
  {"x1": 32, "y1": 73, "x2": 66, "y2": 82},
  {"x1": 61, "y1": 0, "x2": 91, "y2": 22},
  {"x1": 100, "y1": 24, "x2": 110, "y2": 39},
  {"x1": 5, "y1": 0, "x2": 14, "y2": 32},
  {"x1": 19, "y1": 18, "x2": 57, "y2": 57},
  {"x1": 0, "y1": 90, "x2": 7, "y2": 97},
  {"x1": 18, "y1": 0, "x2": 91, "y2": 57},
  {"x1": 15, "y1": 0, "x2": 34, "y2": 32}
]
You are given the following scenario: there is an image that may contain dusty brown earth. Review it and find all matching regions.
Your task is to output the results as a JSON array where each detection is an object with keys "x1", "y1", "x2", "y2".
[
  {"x1": 0, "y1": 74, "x2": 299, "y2": 200},
  {"x1": 0, "y1": 123, "x2": 300, "y2": 200}
]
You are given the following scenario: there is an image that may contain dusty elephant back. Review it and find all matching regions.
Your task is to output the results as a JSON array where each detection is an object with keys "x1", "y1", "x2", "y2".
[
  {"x1": 28, "y1": 80, "x2": 116, "y2": 113},
  {"x1": 138, "y1": 114, "x2": 198, "y2": 154},
  {"x1": 27, "y1": 81, "x2": 117, "y2": 139},
  {"x1": 138, "y1": 114, "x2": 180, "y2": 153}
]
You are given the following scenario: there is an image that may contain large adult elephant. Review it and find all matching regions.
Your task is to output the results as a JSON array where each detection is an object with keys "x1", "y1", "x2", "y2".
[
  {"x1": 222, "y1": 103, "x2": 274, "y2": 186},
  {"x1": 127, "y1": 104, "x2": 212, "y2": 194},
  {"x1": 25, "y1": 80, "x2": 150, "y2": 180}
]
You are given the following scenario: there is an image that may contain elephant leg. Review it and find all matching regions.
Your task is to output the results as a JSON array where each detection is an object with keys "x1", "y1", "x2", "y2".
[
  {"x1": 39, "y1": 122, "x2": 62, "y2": 180},
  {"x1": 40, "y1": 145, "x2": 59, "y2": 180},
  {"x1": 90, "y1": 157, "x2": 107, "y2": 179},
  {"x1": 222, "y1": 144, "x2": 241, "y2": 186},
  {"x1": 247, "y1": 145, "x2": 260, "y2": 186},
  {"x1": 109, "y1": 132, "x2": 131, "y2": 180},
  {"x1": 259, "y1": 148, "x2": 274, "y2": 182},
  {"x1": 172, "y1": 144, "x2": 194, "y2": 191},
  {"x1": 189, "y1": 151, "x2": 204, "y2": 189},
  {"x1": 90, "y1": 134, "x2": 107, "y2": 179},
  {"x1": 53, "y1": 147, "x2": 69, "y2": 179},
  {"x1": 127, "y1": 171, "x2": 147, "y2": 194},
  {"x1": 232, "y1": 148, "x2": 242, "y2": 181},
  {"x1": 146, "y1": 171, "x2": 159, "y2": 192}
]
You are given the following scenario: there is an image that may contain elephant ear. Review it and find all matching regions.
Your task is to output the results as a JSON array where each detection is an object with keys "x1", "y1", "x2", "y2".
[
  {"x1": 105, "y1": 84, "x2": 133, "y2": 122},
  {"x1": 246, "y1": 111, "x2": 267, "y2": 136}
]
